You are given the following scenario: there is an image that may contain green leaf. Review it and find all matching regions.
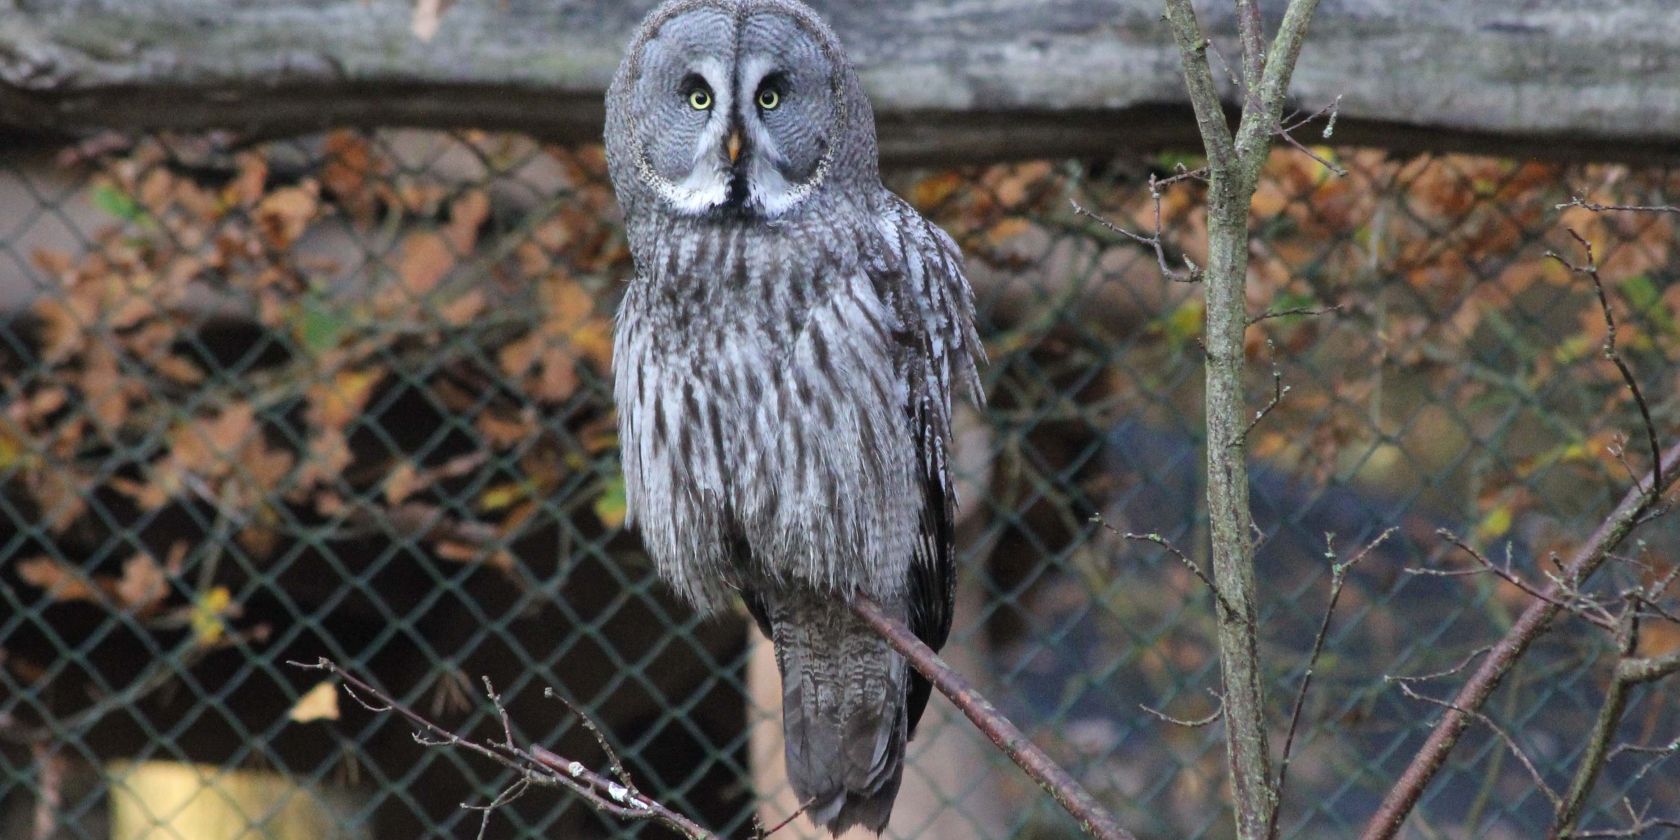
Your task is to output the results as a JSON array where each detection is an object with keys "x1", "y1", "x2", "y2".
[
  {"x1": 297, "y1": 299, "x2": 352, "y2": 353},
  {"x1": 1621, "y1": 274, "x2": 1660, "y2": 311},
  {"x1": 594, "y1": 475, "x2": 627, "y2": 529},
  {"x1": 91, "y1": 184, "x2": 146, "y2": 223}
]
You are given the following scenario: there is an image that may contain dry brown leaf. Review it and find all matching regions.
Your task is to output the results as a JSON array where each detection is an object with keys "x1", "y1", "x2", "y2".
[
  {"x1": 475, "y1": 408, "x2": 537, "y2": 448},
  {"x1": 255, "y1": 184, "x2": 320, "y2": 250},
  {"x1": 395, "y1": 231, "x2": 455, "y2": 299},
  {"x1": 152, "y1": 355, "x2": 206, "y2": 386},
  {"x1": 321, "y1": 131, "x2": 381, "y2": 222},
  {"x1": 384, "y1": 460, "x2": 422, "y2": 506},
  {"x1": 434, "y1": 541, "x2": 515, "y2": 573},
  {"x1": 984, "y1": 217, "x2": 1032, "y2": 246},
  {"x1": 32, "y1": 468, "x2": 87, "y2": 534},
  {"x1": 289, "y1": 680, "x2": 341, "y2": 723},
  {"x1": 17, "y1": 556, "x2": 99, "y2": 603},
  {"x1": 307, "y1": 369, "x2": 383, "y2": 431},
  {"x1": 497, "y1": 333, "x2": 539, "y2": 380},
  {"x1": 437, "y1": 289, "x2": 486, "y2": 327},
  {"x1": 79, "y1": 343, "x2": 130, "y2": 431},
  {"x1": 912, "y1": 172, "x2": 965, "y2": 210},
  {"x1": 227, "y1": 152, "x2": 269, "y2": 208},
  {"x1": 447, "y1": 189, "x2": 490, "y2": 252},
  {"x1": 115, "y1": 552, "x2": 169, "y2": 614}
]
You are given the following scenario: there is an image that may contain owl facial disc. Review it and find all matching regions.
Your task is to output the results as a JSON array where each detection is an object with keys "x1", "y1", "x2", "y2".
[{"x1": 618, "y1": 0, "x2": 846, "y2": 219}]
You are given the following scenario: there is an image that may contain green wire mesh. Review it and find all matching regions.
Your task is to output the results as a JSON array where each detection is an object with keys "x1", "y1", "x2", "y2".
[{"x1": 2, "y1": 131, "x2": 1677, "y2": 839}]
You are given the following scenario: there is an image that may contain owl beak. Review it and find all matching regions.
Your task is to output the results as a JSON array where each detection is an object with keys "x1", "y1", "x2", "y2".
[{"x1": 726, "y1": 130, "x2": 743, "y2": 164}]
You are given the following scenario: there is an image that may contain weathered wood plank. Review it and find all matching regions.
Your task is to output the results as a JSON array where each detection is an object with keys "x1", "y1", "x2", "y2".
[{"x1": 1, "y1": 1, "x2": 1677, "y2": 163}]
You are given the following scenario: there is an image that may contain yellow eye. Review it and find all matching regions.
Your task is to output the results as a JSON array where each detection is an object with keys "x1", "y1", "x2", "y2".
[
  {"x1": 688, "y1": 89, "x2": 712, "y2": 110},
  {"x1": 757, "y1": 89, "x2": 780, "y2": 110}
]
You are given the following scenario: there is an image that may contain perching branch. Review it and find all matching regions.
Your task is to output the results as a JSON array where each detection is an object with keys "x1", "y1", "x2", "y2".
[
  {"x1": 287, "y1": 658, "x2": 719, "y2": 840},
  {"x1": 849, "y1": 596, "x2": 1138, "y2": 840}
]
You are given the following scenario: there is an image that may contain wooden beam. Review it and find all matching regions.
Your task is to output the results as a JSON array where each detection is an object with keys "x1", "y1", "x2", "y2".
[{"x1": 1, "y1": 1, "x2": 1677, "y2": 164}]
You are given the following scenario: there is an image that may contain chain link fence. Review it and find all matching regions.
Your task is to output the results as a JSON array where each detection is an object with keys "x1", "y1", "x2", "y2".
[{"x1": 1, "y1": 128, "x2": 1677, "y2": 839}]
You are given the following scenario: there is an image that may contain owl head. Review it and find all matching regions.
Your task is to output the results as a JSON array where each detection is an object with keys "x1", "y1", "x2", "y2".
[{"x1": 605, "y1": 0, "x2": 878, "y2": 221}]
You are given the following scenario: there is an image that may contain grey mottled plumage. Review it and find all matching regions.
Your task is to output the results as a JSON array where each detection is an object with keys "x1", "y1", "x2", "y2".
[{"x1": 604, "y1": 1, "x2": 984, "y2": 833}]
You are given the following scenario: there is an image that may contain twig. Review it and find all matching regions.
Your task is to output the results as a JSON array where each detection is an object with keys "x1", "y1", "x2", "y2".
[
  {"x1": 1614, "y1": 736, "x2": 1679, "y2": 790},
  {"x1": 1141, "y1": 688, "x2": 1225, "y2": 728},
  {"x1": 1273, "y1": 103, "x2": 1347, "y2": 177},
  {"x1": 1070, "y1": 195, "x2": 1202, "y2": 282},
  {"x1": 1239, "y1": 340, "x2": 1288, "y2": 445},
  {"x1": 1385, "y1": 645, "x2": 1495, "y2": 684},
  {"x1": 1091, "y1": 512, "x2": 1237, "y2": 616},
  {"x1": 1545, "y1": 230, "x2": 1662, "y2": 495},
  {"x1": 1247, "y1": 303, "x2": 1343, "y2": 325},
  {"x1": 1556, "y1": 196, "x2": 1680, "y2": 215},
  {"x1": 545, "y1": 686, "x2": 633, "y2": 786},
  {"x1": 849, "y1": 596, "x2": 1138, "y2": 840},
  {"x1": 1272, "y1": 136, "x2": 1341, "y2": 175},
  {"x1": 1268, "y1": 528, "x2": 1394, "y2": 840},
  {"x1": 1387, "y1": 681, "x2": 1561, "y2": 812},
  {"x1": 288, "y1": 658, "x2": 716, "y2": 840},
  {"x1": 1429, "y1": 529, "x2": 1618, "y2": 631}
]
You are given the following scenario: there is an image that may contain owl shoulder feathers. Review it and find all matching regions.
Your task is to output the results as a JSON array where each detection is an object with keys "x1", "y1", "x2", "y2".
[{"x1": 860, "y1": 189, "x2": 985, "y2": 734}]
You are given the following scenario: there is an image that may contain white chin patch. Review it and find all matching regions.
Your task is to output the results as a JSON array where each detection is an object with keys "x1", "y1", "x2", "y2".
[
  {"x1": 748, "y1": 164, "x2": 823, "y2": 218},
  {"x1": 652, "y1": 167, "x2": 732, "y2": 215}
]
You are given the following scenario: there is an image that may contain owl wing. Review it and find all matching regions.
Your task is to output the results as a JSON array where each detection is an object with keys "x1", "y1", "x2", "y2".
[{"x1": 868, "y1": 193, "x2": 986, "y2": 736}]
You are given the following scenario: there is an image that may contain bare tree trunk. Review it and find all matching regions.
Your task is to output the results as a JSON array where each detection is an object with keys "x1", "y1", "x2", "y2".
[{"x1": 1160, "y1": 0, "x2": 1323, "y2": 836}]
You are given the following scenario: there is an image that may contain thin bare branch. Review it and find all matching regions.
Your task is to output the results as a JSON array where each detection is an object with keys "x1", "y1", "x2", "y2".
[
  {"x1": 1545, "y1": 230, "x2": 1662, "y2": 495},
  {"x1": 1385, "y1": 645, "x2": 1495, "y2": 685},
  {"x1": 757, "y1": 799, "x2": 816, "y2": 839},
  {"x1": 1239, "y1": 340, "x2": 1289, "y2": 445},
  {"x1": 1070, "y1": 196, "x2": 1202, "y2": 282},
  {"x1": 1554, "y1": 606, "x2": 1640, "y2": 835},
  {"x1": 1141, "y1": 688, "x2": 1225, "y2": 729},
  {"x1": 1091, "y1": 512, "x2": 1237, "y2": 616},
  {"x1": 1234, "y1": 0, "x2": 1265, "y2": 113},
  {"x1": 1161, "y1": 0, "x2": 1236, "y2": 170},
  {"x1": 1273, "y1": 99, "x2": 1348, "y2": 176},
  {"x1": 1247, "y1": 302, "x2": 1343, "y2": 324},
  {"x1": 1432, "y1": 529, "x2": 1618, "y2": 631},
  {"x1": 1270, "y1": 529, "x2": 1394, "y2": 839},
  {"x1": 288, "y1": 658, "x2": 716, "y2": 839},
  {"x1": 1557, "y1": 197, "x2": 1680, "y2": 215},
  {"x1": 545, "y1": 686, "x2": 633, "y2": 786},
  {"x1": 1390, "y1": 681, "x2": 1561, "y2": 812}
]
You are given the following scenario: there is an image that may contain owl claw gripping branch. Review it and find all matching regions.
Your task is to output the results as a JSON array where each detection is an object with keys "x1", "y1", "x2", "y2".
[{"x1": 605, "y1": 0, "x2": 985, "y2": 833}]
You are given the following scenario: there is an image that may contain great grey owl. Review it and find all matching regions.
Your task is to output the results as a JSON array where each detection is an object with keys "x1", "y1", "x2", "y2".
[{"x1": 605, "y1": 0, "x2": 984, "y2": 832}]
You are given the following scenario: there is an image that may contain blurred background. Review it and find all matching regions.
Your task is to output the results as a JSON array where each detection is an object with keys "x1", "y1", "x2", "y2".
[{"x1": 2, "y1": 2, "x2": 1678, "y2": 839}]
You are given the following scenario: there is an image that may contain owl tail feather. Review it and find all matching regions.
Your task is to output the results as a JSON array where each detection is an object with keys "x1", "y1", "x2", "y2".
[{"x1": 769, "y1": 592, "x2": 910, "y2": 835}]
